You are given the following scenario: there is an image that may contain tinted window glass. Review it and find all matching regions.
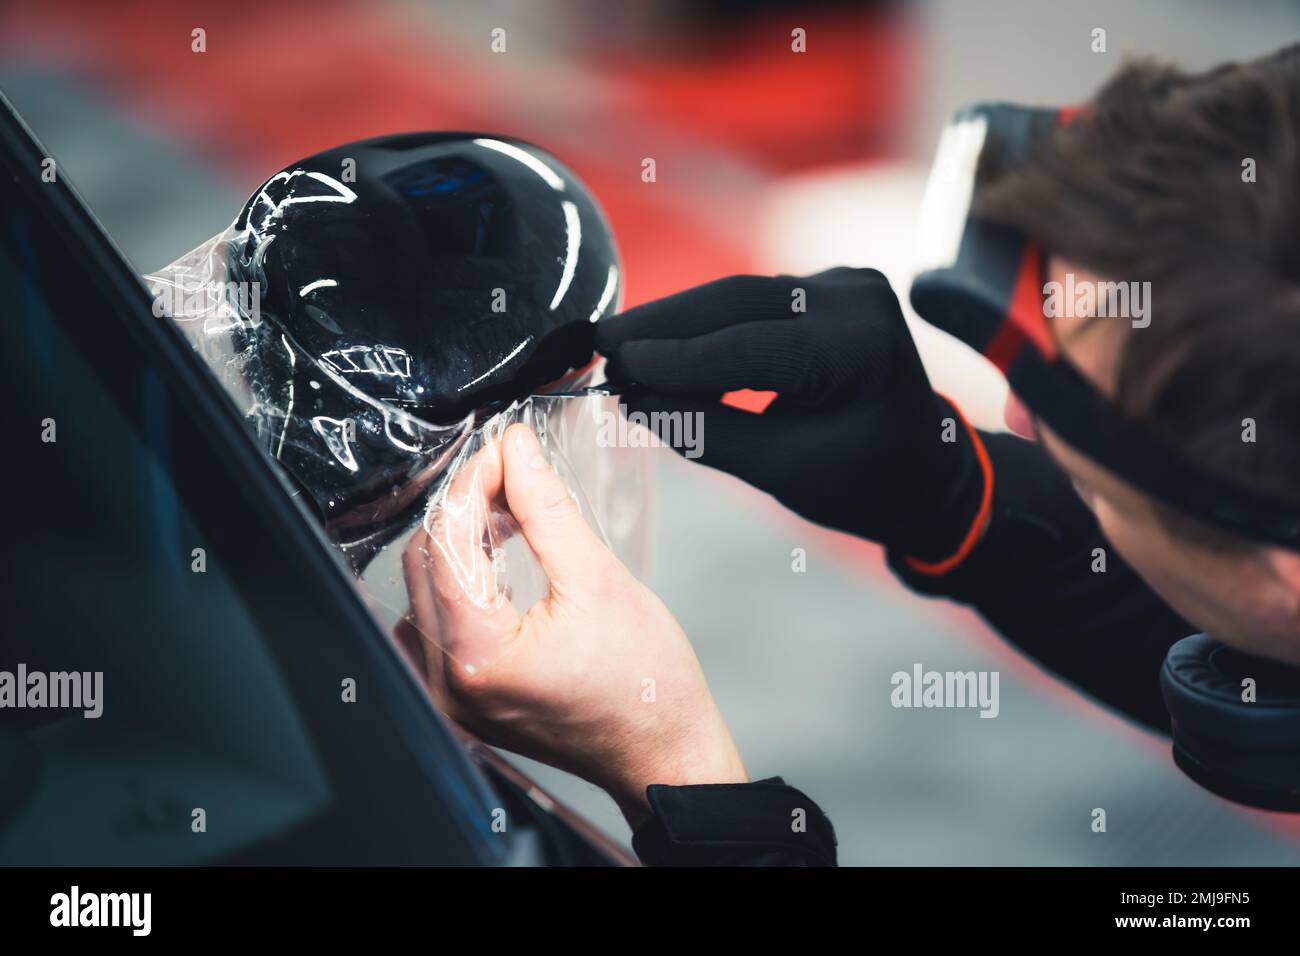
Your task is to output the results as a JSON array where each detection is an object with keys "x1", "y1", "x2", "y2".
[{"x1": 0, "y1": 133, "x2": 501, "y2": 865}]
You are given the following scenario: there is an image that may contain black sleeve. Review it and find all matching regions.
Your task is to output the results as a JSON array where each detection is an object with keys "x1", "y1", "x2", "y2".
[
  {"x1": 888, "y1": 431, "x2": 1193, "y2": 733},
  {"x1": 631, "y1": 777, "x2": 837, "y2": 866}
]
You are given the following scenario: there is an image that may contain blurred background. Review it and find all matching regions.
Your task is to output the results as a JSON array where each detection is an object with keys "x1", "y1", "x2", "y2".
[{"x1": 6, "y1": 0, "x2": 1300, "y2": 864}]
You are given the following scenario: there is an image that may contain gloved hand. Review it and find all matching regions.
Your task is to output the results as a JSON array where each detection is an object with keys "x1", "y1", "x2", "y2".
[{"x1": 596, "y1": 268, "x2": 989, "y2": 566}]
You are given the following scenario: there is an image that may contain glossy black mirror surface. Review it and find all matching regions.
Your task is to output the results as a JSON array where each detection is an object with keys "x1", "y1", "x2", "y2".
[{"x1": 223, "y1": 133, "x2": 622, "y2": 547}]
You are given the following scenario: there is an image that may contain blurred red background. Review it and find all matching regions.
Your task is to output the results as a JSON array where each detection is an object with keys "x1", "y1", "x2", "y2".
[{"x1": 0, "y1": 0, "x2": 911, "y2": 306}]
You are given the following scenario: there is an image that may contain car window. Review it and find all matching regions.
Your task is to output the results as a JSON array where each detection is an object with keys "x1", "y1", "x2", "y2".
[{"x1": 0, "y1": 116, "x2": 505, "y2": 865}]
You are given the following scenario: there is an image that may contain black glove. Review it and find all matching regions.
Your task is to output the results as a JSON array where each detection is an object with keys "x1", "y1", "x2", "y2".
[{"x1": 596, "y1": 268, "x2": 987, "y2": 564}]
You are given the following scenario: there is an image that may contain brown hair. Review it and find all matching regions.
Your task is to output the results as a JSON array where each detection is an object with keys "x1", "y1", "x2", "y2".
[{"x1": 974, "y1": 45, "x2": 1300, "y2": 548}]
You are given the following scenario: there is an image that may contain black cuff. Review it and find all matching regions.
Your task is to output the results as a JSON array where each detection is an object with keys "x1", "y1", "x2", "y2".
[
  {"x1": 888, "y1": 430, "x2": 1089, "y2": 598},
  {"x1": 631, "y1": 777, "x2": 838, "y2": 867},
  {"x1": 894, "y1": 393, "x2": 988, "y2": 562}
]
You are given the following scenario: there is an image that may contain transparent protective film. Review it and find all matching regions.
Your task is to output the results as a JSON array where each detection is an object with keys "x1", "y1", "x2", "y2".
[
  {"x1": 146, "y1": 230, "x2": 651, "y2": 675},
  {"x1": 145, "y1": 232, "x2": 475, "y2": 554},
  {"x1": 365, "y1": 392, "x2": 652, "y2": 674}
]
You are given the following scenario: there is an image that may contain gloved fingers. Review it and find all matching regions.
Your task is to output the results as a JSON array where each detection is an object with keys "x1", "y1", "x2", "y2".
[
  {"x1": 595, "y1": 274, "x2": 799, "y2": 353},
  {"x1": 610, "y1": 311, "x2": 898, "y2": 404},
  {"x1": 600, "y1": 269, "x2": 909, "y2": 402},
  {"x1": 808, "y1": 265, "x2": 890, "y2": 286},
  {"x1": 620, "y1": 390, "x2": 782, "y2": 491},
  {"x1": 609, "y1": 318, "x2": 818, "y2": 397},
  {"x1": 595, "y1": 268, "x2": 894, "y2": 356}
]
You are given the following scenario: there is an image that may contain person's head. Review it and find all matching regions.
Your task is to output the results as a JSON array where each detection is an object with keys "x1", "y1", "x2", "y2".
[{"x1": 974, "y1": 45, "x2": 1300, "y2": 663}]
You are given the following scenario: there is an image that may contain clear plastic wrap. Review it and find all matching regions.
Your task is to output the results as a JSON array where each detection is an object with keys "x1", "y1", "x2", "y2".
[
  {"x1": 146, "y1": 227, "x2": 650, "y2": 674},
  {"x1": 385, "y1": 392, "x2": 651, "y2": 672}
]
